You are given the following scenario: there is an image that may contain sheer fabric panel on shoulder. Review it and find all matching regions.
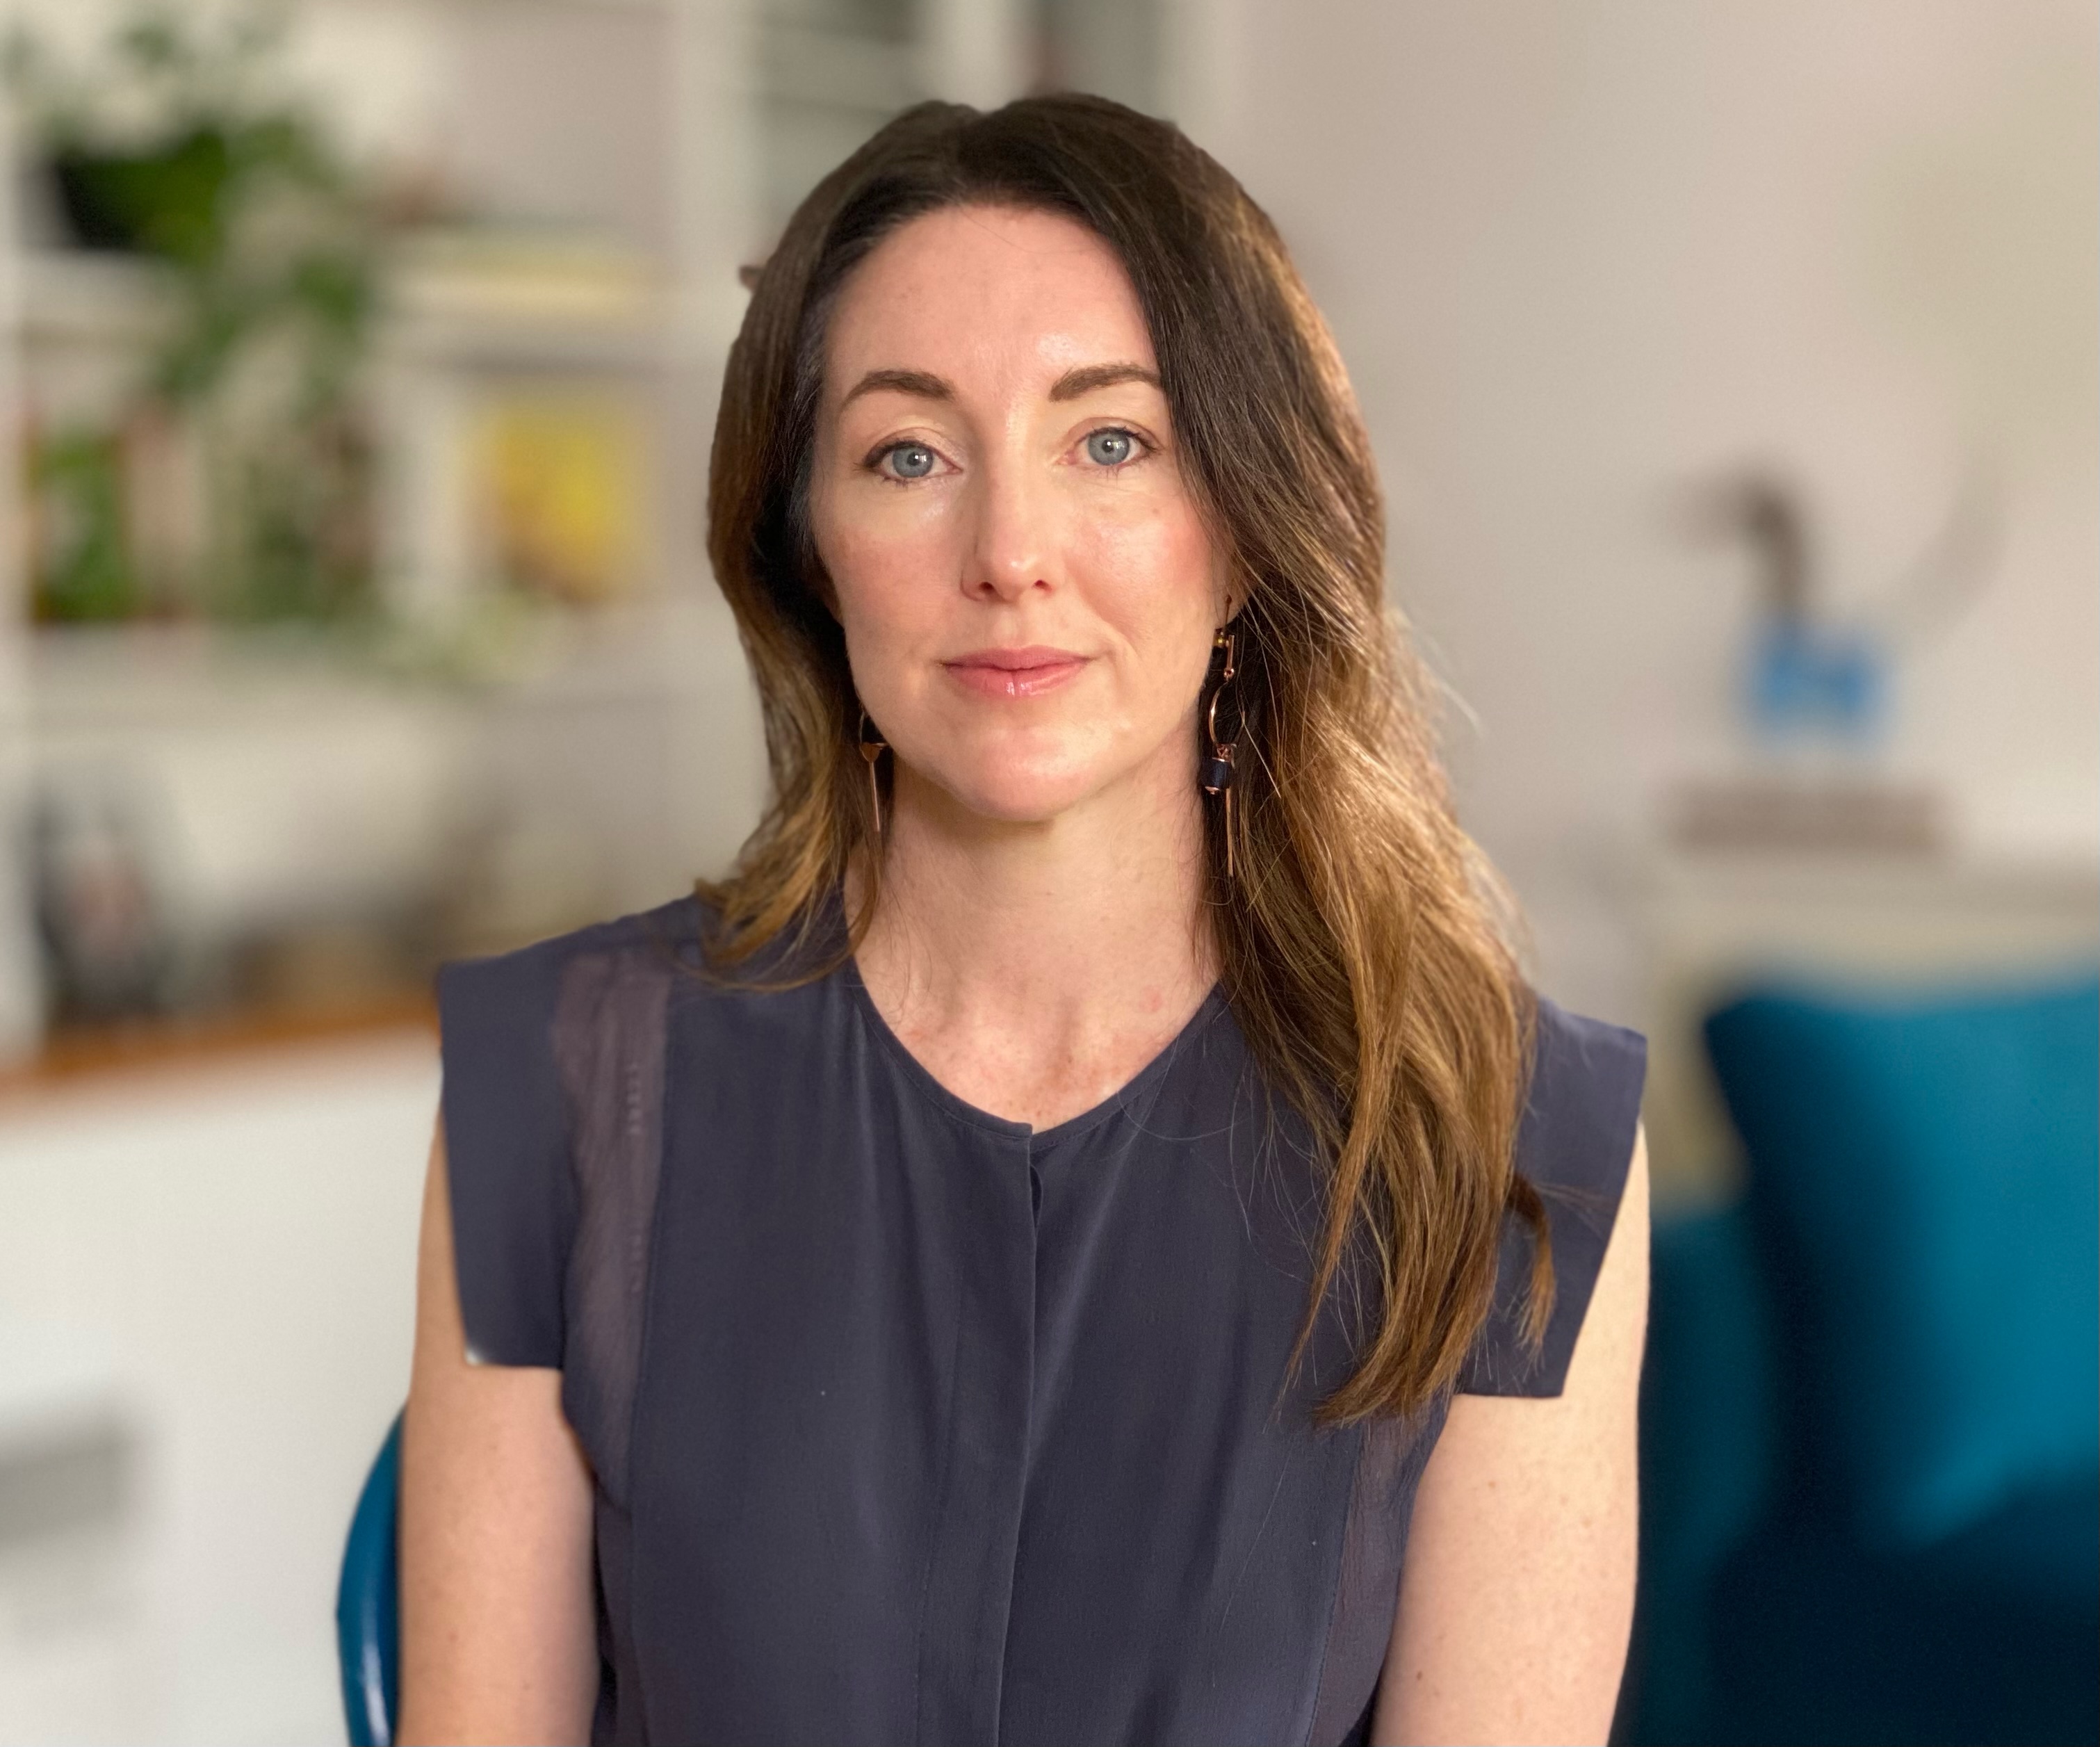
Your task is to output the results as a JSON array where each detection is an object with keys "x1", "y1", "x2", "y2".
[
  {"x1": 553, "y1": 941, "x2": 676, "y2": 1508},
  {"x1": 434, "y1": 922, "x2": 680, "y2": 1508}
]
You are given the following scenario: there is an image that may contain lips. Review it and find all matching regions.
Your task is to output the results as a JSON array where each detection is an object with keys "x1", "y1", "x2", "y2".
[{"x1": 942, "y1": 646, "x2": 1089, "y2": 699}]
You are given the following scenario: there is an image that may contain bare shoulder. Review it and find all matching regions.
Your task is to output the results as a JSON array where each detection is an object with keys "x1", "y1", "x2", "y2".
[
  {"x1": 396, "y1": 1116, "x2": 600, "y2": 1746},
  {"x1": 1371, "y1": 1125, "x2": 1649, "y2": 1747}
]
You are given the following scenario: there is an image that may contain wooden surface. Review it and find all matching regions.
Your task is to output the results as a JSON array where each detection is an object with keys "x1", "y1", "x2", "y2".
[{"x1": 0, "y1": 990, "x2": 437, "y2": 1105}]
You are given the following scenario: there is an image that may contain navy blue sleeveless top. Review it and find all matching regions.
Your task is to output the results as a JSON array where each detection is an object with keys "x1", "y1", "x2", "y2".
[{"x1": 434, "y1": 891, "x2": 1645, "y2": 1746}]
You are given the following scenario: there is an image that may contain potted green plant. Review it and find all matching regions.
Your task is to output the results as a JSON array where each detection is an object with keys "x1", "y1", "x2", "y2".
[{"x1": 6, "y1": 2, "x2": 383, "y2": 626}]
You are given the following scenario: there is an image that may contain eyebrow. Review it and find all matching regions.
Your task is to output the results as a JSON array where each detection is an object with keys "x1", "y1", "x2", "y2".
[
  {"x1": 1049, "y1": 362, "x2": 1162, "y2": 401},
  {"x1": 838, "y1": 361, "x2": 1163, "y2": 409},
  {"x1": 840, "y1": 368, "x2": 953, "y2": 407}
]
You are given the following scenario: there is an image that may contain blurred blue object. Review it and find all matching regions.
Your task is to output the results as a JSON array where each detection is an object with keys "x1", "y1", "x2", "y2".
[
  {"x1": 1746, "y1": 617, "x2": 1887, "y2": 743},
  {"x1": 1623, "y1": 970, "x2": 2100, "y2": 1746},
  {"x1": 1710, "y1": 973, "x2": 2098, "y2": 1543},
  {"x1": 336, "y1": 1411, "x2": 401, "y2": 1747}
]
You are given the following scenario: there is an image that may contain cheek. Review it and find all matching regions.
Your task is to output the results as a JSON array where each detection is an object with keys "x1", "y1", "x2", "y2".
[
  {"x1": 813, "y1": 482, "x2": 958, "y2": 651},
  {"x1": 1073, "y1": 497, "x2": 1225, "y2": 666}
]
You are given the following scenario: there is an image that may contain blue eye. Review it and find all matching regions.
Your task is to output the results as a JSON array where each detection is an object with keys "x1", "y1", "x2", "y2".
[
  {"x1": 884, "y1": 444, "x2": 936, "y2": 480},
  {"x1": 1085, "y1": 428, "x2": 1137, "y2": 467}
]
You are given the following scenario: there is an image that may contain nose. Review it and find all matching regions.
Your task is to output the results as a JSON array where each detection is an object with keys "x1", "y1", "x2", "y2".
[{"x1": 961, "y1": 452, "x2": 1052, "y2": 605}]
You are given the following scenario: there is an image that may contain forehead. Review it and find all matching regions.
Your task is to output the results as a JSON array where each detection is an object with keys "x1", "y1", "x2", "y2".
[{"x1": 824, "y1": 204, "x2": 1155, "y2": 396}]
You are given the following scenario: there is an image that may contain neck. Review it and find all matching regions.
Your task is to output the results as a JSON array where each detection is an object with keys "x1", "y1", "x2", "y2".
[{"x1": 850, "y1": 745, "x2": 1215, "y2": 1062}]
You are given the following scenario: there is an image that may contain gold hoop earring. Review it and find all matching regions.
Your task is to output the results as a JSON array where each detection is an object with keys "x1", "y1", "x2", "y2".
[
  {"x1": 1200, "y1": 628, "x2": 1237, "y2": 879},
  {"x1": 857, "y1": 710, "x2": 888, "y2": 838}
]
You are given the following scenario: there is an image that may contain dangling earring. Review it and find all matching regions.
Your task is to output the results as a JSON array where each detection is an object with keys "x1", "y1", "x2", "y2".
[
  {"x1": 857, "y1": 709, "x2": 888, "y2": 838},
  {"x1": 1200, "y1": 628, "x2": 1238, "y2": 879}
]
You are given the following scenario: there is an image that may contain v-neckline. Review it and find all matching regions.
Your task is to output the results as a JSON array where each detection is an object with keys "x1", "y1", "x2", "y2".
[{"x1": 839, "y1": 959, "x2": 1226, "y2": 1147}]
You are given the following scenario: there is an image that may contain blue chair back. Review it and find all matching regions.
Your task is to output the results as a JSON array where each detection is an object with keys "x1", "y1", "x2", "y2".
[{"x1": 336, "y1": 1411, "x2": 402, "y2": 1747}]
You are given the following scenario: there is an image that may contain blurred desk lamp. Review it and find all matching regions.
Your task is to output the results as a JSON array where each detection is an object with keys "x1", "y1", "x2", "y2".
[
  {"x1": 1668, "y1": 464, "x2": 2000, "y2": 853},
  {"x1": 1682, "y1": 464, "x2": 2000, "y2": 745}
]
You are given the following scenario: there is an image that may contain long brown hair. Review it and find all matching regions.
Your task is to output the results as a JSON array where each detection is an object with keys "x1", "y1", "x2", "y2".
[{"x1": 702, "y1": 93, "x2": 1546, "y2": 1424}]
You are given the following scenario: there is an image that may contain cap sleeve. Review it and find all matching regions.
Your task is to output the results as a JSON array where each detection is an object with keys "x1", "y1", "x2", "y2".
[
  {"x1": 1457, "y1": 996, "x2": 1647, "y2": 1397},
  {"x1": 435, "y1": 941, "x2": 576, "y2": 1368}
]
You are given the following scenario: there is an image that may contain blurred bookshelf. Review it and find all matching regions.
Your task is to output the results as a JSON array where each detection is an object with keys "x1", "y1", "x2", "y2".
[{"x1": 0, "y1": 0, "x2": 751, "y2": 1073}]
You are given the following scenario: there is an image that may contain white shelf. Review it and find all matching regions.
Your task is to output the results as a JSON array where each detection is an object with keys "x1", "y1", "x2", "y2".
[
  {"x1": 22, "y1": 594, "x2": 709, "y2": 725},
  {"x1": 15, "y1": 243, "x2": 678, "y2": 373},
  {"x1": 15, "y1": 251, "x2": 173, "y2": 348}
]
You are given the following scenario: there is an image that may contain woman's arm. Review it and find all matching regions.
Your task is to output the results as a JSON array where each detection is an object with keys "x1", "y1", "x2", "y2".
[
  {"x1": 396, "y1": 1116, "x2": 600, "y2": 1746},
  {"x1": 1372, "y1": 1125, "x2": 1650, "y2": 1747}
]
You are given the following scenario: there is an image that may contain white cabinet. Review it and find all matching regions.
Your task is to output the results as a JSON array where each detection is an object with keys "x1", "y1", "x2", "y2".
[{"x1": 0, "y1": 1028, "x2": 439, "y2": 1746}]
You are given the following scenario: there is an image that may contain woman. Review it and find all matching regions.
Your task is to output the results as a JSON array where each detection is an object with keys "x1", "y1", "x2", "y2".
[{"x1": 399, "y1": 94, "x2": 1647, "y2": 1747}]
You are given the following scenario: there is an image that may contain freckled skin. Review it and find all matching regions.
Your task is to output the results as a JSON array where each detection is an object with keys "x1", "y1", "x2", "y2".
[{"x1": 810, "y1": 205, "x2": 1228, "y2": 827}]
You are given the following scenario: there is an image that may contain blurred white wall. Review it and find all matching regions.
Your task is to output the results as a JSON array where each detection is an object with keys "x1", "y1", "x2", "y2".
[{"x1": 1200, "y1": 0, "x2": 2099, "y2": 1010}]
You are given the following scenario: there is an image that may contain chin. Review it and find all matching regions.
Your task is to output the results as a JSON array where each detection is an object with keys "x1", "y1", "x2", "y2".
[
  {"x1": 902, "y1": 724, "x2": 1105, "y2": 823},
  {"x1": 938, "y1": 760, "x2": 1100, "y2": 825},
  {"x1": 892, "y1": 713, "x2": 1092, "y2": 823}
]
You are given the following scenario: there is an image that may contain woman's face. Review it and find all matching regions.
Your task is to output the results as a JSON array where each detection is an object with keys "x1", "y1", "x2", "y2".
[{"x1": 809, "y1": 204, "x2": 1228, "y2": 828}]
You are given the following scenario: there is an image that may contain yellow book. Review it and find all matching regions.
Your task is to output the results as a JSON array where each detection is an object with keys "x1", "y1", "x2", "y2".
[{"x1": 469, "y1": 388, "x2": 649, "y2": 607}]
